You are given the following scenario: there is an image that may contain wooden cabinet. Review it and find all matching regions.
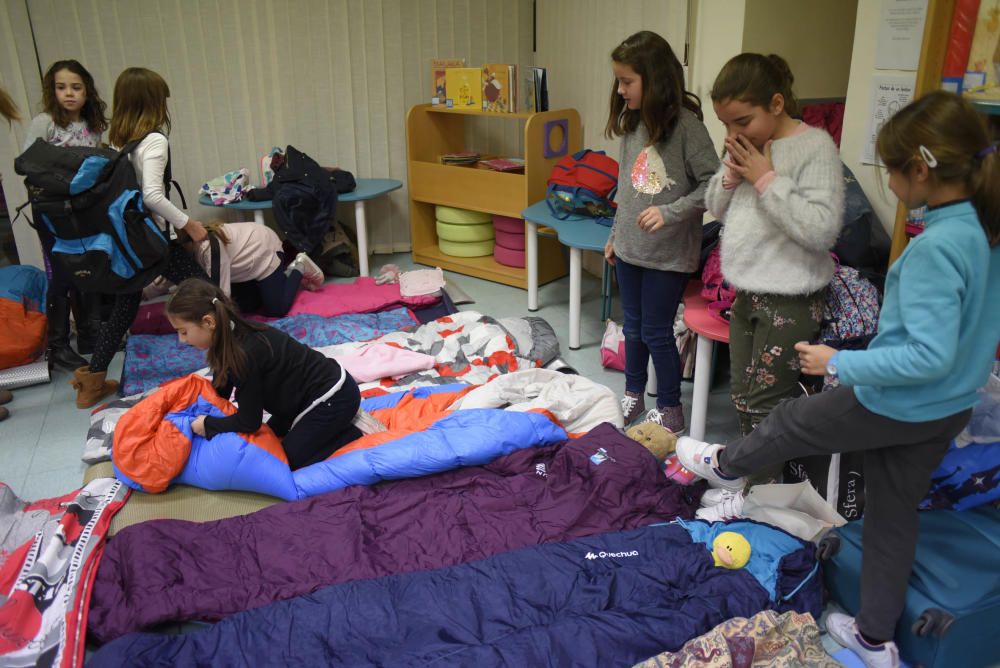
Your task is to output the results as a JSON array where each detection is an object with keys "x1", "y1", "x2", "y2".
[{"x1": 405, "y1": 103, "x2": 581, "y2": 288}]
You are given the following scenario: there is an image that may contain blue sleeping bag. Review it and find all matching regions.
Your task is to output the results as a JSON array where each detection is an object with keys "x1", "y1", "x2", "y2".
[{"x1": 89, "y1": 520, "x2": 822, "y2": 667}]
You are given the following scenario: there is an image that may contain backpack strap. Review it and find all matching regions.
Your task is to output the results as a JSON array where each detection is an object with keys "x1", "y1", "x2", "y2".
[{"x1": 120, "y1": 130, "x2": 186, "y2": 208}]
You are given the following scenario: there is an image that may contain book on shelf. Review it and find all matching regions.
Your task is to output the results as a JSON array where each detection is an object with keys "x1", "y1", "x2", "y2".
[
  {"x1": 431, "y1": 58, "x2": 465, "y2": 104},
  {"x1": 942, "y1": 0, "x2": 980, "y2": 92},
  {"x1": 479, "y1": 157, "x2": 525, "y2": 172},
  {"x1": 521, "y1": 66, "x2": 549, "y2": 112},
  {"x1": 962, "y1": 0, "x2": 1000, "y2": 96},
  {"x1": 440, "y1": 151, "x2": 480, "y2": 165},
  {"x1": 482, "y1": 63, "x2": 517, "y2": 112},
  {"x1": 445, "y1": 68, "x2": 483, "y2": 110}
]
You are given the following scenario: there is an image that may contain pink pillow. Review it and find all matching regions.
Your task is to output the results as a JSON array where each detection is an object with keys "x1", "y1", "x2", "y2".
[
  {"x1": 493, "y1": 244, "x2": 525, "y2": 268},
  {"x1": 495, "y1": 228, "x2": 525, "y2": 251},
  {"x1": 492, "y1": 215, "x2": 524, "y2": 235}
]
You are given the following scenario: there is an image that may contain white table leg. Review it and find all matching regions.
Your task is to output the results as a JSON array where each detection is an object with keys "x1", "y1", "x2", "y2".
[
  {"x1": 647, "y1": 358, "x2": 657, "y2": 398},
  {"x1": 569, "y1": 247, "x2": 581, "y2": 350},
  {"x1": 690, "y1": 334, "x2": 714, "y2": 441},
  {"x1": 354, "y1": 201, "x2": 369, "y2": 277},
  {"x1": 526, "y1": 222, "x2": 538, "y2": 312},
  {"x1": 253, "y1": 210, "x2": 264, "y2": 225}
]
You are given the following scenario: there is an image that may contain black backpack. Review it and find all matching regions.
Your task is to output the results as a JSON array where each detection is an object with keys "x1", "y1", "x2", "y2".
[{"x1": 14, "y1": 134, "x2": 171, "y2": 294}]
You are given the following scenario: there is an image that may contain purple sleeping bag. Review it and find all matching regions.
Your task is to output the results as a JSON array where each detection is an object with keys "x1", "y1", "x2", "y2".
[{"x1": 88, "y1": 423, "x2": 702, "y2": 642}]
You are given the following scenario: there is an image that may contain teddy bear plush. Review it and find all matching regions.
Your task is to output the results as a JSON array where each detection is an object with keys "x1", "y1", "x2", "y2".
[{"x1": 625, "y1": 422, "x2": 677, "y2": 462}]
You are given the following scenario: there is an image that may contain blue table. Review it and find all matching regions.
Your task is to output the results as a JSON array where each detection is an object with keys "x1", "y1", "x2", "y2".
[
  {"x1": 521, "y1": 201, "x2": 612, "y2": 350},
  {"x1": 198, "y1": 178, "x2": 402, "y2": 277}
]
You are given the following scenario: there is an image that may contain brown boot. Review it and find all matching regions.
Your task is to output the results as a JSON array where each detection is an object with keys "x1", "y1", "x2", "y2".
[{"x1": 70, "y1": 366, "x2": 119, "y2": 409}]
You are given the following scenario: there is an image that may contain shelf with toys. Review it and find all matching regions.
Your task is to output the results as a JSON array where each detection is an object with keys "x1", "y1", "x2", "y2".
[{"x1": 405, "y1": 103, "x2": 581, "y2": 288}]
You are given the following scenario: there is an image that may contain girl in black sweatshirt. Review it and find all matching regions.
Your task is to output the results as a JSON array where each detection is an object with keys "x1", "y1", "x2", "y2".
[{"x1": 166, "y1": 278, "x2": 362, "y2": 470}]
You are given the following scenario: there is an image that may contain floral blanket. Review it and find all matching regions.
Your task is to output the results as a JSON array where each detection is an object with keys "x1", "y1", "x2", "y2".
[
  {"x1": 313, "y1": 311, "x2": 561, "y2": 397},
  {"x1": 633, "y1": 610, "x2": 839, "y2": 668}
]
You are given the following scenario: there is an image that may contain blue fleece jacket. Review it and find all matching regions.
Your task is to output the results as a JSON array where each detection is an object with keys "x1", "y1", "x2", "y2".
[{"x1": 839, "y1": 200, "x2": 1000, "y2": 421}]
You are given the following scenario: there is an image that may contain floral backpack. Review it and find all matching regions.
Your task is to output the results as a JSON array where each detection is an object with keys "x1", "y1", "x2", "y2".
[{"x1": 820, "y1": 263, "x2": 880, "y2": 348}]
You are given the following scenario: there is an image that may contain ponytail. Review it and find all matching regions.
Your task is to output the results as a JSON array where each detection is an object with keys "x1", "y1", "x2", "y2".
[
  {"x1": 877, "y1": 91, "x2": 999, "y2": 246},
  {"x1": 166, "y1": 278, "x2": 265, "y2": 391},
  {"x1": 972, "y1": 145, "x2": 1000, "y2": 246}
]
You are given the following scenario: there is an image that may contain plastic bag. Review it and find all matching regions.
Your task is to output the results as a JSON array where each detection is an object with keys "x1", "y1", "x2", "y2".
[{"x1": 600, "y1": 320, "x2": 626, "y2": 371}]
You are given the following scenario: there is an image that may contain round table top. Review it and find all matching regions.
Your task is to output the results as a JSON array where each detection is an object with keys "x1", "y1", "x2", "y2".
[
  {"x1": 521, "y1": 200, "x2": 611, "y2": 252},
  {"x1": 198, "y1": 177, "x2": 403, "y2": 209},
  {"x1": 682, "y1": 282, "x2": 730, "y2": 343}
]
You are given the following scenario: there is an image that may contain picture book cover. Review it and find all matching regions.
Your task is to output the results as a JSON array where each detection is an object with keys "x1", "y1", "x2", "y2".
[
  {"x1": 507, "y1": 64, "x2": 518, "y2": 112},
  {"x1": 431, "y1": 58, "x2": 465, "y2": 103},
  {"x1": 482, "y1": 63, "x2": 512, "y2": 112},
  {"x1": 964, "y1": 0, "x2": 1000, "y2": 94},
  {"x1": 445, "y1": 67, "x2": 483, "y2": 110},
  {"x1": 523, "y1": 69, "x2": 537, "y2": 112}
]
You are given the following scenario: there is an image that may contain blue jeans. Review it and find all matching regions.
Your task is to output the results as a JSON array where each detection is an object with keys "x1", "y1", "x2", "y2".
[{"x1": 615, "y1": 260, "x2": 688, "y2": 407}]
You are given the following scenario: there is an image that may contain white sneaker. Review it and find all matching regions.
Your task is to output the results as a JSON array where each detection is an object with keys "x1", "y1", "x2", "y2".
[
  {"x1": 293, "y1": 252, "x2": 325, "y2": 290},
  {"x1": 826, "y1": 613, "x2": 900, "y2": 668},
  {"x1": 696, "y1": 489, "x2": 745, "y2": 522},
  {"x1": 675, "y1": 436, "x2": 745, "y2": 491}
]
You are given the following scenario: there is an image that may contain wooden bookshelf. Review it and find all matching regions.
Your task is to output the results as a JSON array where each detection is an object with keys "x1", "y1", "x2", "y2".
[{"x1": 406, "y1": 103, "x2": 581, "y2": 288}]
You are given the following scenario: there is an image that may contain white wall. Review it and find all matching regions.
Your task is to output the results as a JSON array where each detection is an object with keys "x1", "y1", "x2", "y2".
[
  {"x1": 742, "y1": 0, "x2": 858, "y2": 101},
  {"x1": 840, "y1": 0, "x2": 903, "y2": 233},
  {"x1": 687, "y1": 0, "x2": 748, "y2": 153},
  {"x1": 9, "y1": 0, "x2": 534, "y2": 258},
  {"x1": 535, "y1": 0, "x2": 689, "y2": 156}
]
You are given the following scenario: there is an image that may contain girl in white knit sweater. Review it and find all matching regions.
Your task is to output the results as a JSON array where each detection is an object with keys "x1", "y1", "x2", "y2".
[{"x1": 705, "y1": 54, "x2": 844, "y2": 481}]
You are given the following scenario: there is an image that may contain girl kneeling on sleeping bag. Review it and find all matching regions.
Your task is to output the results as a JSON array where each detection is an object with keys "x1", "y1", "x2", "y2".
[{"x1": 166, "y1": 278, "x2": 362, "y2": 470}]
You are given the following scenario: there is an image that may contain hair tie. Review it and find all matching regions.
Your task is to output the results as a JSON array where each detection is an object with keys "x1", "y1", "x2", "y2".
[
  {"x1": 212, "y1": 297, "x2": 219, "y2": 305},
  {"x1": 976, "y1": 141, "x2": 999, "y2": 160}
]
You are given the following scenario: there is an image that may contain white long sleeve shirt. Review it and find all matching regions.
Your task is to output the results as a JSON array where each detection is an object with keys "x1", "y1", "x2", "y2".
[{"x1": 128, "y1": 132, "x2": 189, "y2": 231}]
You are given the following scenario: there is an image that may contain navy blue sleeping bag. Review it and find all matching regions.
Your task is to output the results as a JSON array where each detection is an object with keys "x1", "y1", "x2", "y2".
[{"x1": 90, "y1": 520, "x2": 821, "y2": 667}]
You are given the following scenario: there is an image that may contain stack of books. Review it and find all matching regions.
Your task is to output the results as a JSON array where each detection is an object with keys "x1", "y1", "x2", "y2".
[
  {"x1": 479, "y1": 157, "x2": 525, "y2": 172},
  {"x1": 440, "y1": 152, "x2": 480, "y2": 166}
]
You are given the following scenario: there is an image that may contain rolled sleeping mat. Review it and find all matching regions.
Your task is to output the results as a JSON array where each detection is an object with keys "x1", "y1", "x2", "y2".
[
  {"x1": 439, "y1": 238, "x2": 495, "y2": 258},
  {"x1": 494, "y1": 228, "x2": 525, "y2": 251},
  {"x1": 493, "y1": 243, "x2": 526, "y2": 268},
  {"x1": 436, "y1": 220, "x2": 495, "y2": 243},
  {"x1": 435, "y1": 205, "x2": 492, "y2": 225},
  {"x1": 492, "y1": 214, "x2": 524, "y2": 235}
]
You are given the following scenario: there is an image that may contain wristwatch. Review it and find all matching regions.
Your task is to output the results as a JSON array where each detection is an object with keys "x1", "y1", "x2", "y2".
[{"x1": 826, "y1": 352, "x2": 840, "y2": 378}]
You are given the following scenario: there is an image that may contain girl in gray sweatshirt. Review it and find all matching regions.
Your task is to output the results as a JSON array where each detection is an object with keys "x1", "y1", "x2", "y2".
[{"x1": 604, "y1": 31, "x2": 719, "y2": 434}]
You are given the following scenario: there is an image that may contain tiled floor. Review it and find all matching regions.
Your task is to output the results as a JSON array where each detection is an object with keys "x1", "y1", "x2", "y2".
[{"x1": 2, "y1": 251, "x2": 742, "y2": 500}]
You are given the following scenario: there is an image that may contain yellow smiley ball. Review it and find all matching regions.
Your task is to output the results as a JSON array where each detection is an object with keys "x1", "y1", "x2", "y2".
[{"x1": 712, "y1": 531, "x2": 752, "y2": 569}]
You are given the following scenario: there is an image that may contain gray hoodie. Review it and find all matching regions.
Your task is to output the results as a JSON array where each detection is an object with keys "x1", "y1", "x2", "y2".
[{"x1": 609, "y1": 108, "x2": 719, "y2": 273}]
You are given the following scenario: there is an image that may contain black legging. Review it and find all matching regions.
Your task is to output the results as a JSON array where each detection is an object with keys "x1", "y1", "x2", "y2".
[
  {"x1": 89, "y1": 243, "x2": 207, "y2": 373},
  {"x1": 268, "y1": 374, "x2": 363, "y2": 470}
]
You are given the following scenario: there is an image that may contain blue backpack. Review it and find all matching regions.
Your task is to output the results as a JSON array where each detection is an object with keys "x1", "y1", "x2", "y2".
[
  {"x1": 15, "y1": 134, "x2": 171, "y2": 294},
  {"x1": 545, "y1": 149, "x2": 618, "y2": 223}
]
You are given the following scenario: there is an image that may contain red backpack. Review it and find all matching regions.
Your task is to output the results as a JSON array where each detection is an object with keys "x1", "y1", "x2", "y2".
[{"x1": 546, "y1": 149, "x2": 618, "y2": 220}]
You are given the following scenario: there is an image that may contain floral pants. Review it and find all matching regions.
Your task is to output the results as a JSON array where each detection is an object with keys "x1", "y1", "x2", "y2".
[{"x1": 729, "y1": 289, "x2": 824, "y2": 483}]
